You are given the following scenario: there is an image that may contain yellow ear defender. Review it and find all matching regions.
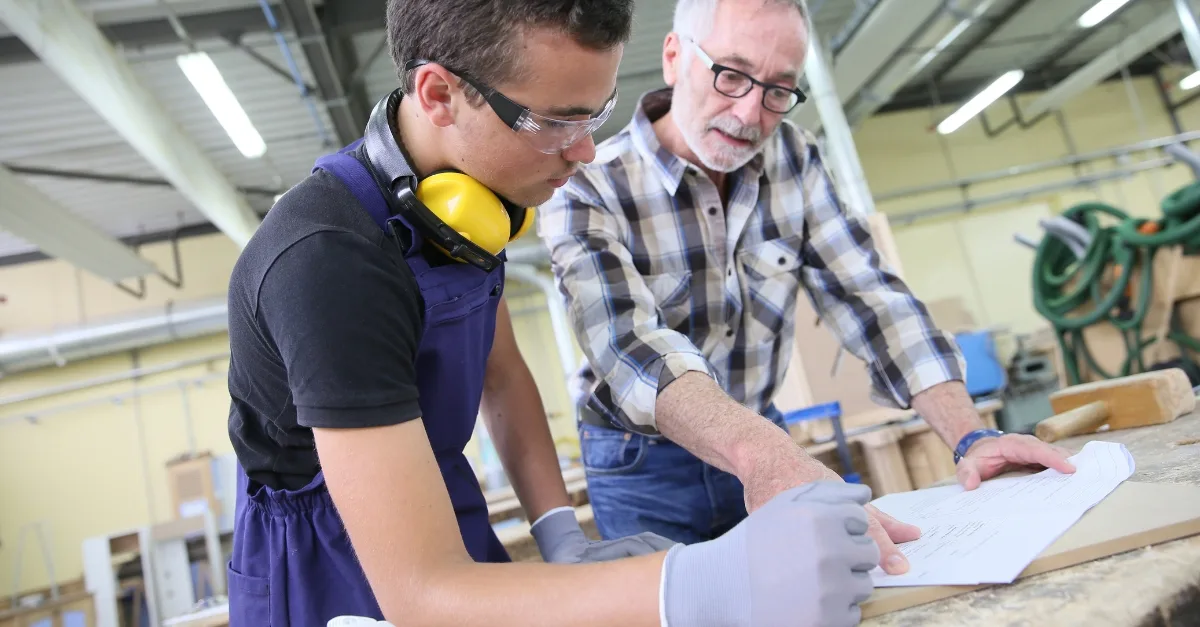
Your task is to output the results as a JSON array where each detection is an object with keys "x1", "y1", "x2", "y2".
[{"x1": 414, "y1": 171, "x2": 536, "y2": 258}]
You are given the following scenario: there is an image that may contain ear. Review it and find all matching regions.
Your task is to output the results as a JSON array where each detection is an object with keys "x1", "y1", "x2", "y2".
[
  {"x1": 663, "y1": 32, "x2": 683, "y2": 87},
  {"x1": 410, "y1": 64, "x2": 458, "y2": 128}
]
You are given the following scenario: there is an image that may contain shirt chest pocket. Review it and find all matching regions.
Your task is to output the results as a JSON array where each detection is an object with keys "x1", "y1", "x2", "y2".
[
  {"x1": 738, "y1": 235, "x2": 804, "y2": 336},
  {"x1": 643, "y1": 271, "x2": 693, "y2": 332}
]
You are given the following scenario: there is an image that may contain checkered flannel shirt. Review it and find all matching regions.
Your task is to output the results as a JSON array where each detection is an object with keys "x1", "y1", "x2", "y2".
[{"x1": 536, "y1": 89, "x2": 965, "y2": 434}]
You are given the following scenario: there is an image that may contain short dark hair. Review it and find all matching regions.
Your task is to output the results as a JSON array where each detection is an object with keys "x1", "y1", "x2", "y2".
[{"x1": 387, "y1": 0, "x2": 635, "y2": 98}]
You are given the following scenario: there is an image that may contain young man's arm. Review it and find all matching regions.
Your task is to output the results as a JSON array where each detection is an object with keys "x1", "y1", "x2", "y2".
[
  {"x1": 480, "y1": 298, "x2": 675, "y2": 562},
  {"x1": 478, "y1": 297, "x2": 571, "y2": 522},
  {"x1": 314, "y1": 420, "x2": 663, "y2": 625}
]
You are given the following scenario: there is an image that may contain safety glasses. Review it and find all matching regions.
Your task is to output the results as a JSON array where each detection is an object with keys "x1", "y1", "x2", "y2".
[
  {"x1": 685, "y1": 39, "x2": 806, "y2": 114},
  {"x1": 405, "y1": 60, "x2": 617, "y2": 154}
]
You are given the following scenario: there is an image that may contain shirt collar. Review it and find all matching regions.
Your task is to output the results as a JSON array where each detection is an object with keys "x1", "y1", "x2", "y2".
[
  {"x1": 629, "y1": 87, "x2": 769, "y2": 196},
  {"x1": 629, "y1": 88, "x2": 688, "y2": 196}
]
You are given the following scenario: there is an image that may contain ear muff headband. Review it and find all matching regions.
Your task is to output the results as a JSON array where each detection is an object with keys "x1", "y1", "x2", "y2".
[{"x1": 362, "y1": 89, "x2": 536, "y2": 272}]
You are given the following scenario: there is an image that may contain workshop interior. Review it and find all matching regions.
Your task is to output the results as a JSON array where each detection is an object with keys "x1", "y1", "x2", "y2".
[{"x1": 1, "y1": 0, "x2": 1200, "y2": 625}]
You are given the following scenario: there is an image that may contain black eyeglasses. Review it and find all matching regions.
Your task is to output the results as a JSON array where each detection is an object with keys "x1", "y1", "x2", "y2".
[
  {"x1": 404, "y1": 59, "x2": 616, "y2": 154},
  {"x1": 685, "y1": 39, "x2": 806, "y2": 114}
]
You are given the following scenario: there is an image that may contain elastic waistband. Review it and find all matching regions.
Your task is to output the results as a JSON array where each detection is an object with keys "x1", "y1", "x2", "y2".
[{"x1": 243, "y1": 471, "x2": 335, "y2": 517}]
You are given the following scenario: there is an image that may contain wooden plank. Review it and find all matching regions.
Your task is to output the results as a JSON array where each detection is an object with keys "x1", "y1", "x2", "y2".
[
  {"x1": 862, "y1": 480, "x2": 1200, "y2": 619},
  {"x1": 864, "y1": 412, "x2": 1200, "y2": 625}
]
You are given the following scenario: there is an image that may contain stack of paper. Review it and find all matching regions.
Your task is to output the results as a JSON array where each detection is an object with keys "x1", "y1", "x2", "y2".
[{"x1": 869, "y1": 440, "x2": 1135, "y2": 587}]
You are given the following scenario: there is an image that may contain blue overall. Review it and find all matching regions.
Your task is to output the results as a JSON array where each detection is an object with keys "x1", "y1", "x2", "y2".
[{"x1": 226, "y1": 144, "x2": 510, "y2": 625}]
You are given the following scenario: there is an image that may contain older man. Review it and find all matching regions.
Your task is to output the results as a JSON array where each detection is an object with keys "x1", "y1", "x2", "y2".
[{"x1": 537, "y1": 0, "x2": 1075, "y2": 576}]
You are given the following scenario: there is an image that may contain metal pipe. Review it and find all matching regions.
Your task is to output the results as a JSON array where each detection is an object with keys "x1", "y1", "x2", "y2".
[
  {"x1": 0, "y1": 370, "x2": 227, "y2": 427},
  {"x1": 0, "y1": 297, "x2": 229, "y2": 377},
  {"x1": 505, "y1": 244, "x2": 551, "y2": 267},
  {"x1": 257, "y1": 0, "x2": 333, "y2": 146},
  {"x1": 1174, "y1": 0, "x2": 1200, "y2": 71},
  {"x1": 892, "y1": 156, "x2": 1174, "y2": 226},
  {"x1": 1165, "y1": 142, "x2": 1200, "y2": 180},
  {"x1": 505, "y1": 264, "x2": 578, "y2": 379},
  {"x1": 0, "y1": 352, "x2": 229, "y2": 408},
  {"x1": 806, "y1": 33, "x2": 876, "y2": 214},
  {"x1": 878, "y1": 131, "x2": 1200, "y2": 201}
]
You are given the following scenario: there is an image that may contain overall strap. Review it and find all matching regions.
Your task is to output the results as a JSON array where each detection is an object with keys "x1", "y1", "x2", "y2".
[{"x1": 313, "y1": 141, "x2": 393, "y2": 232}]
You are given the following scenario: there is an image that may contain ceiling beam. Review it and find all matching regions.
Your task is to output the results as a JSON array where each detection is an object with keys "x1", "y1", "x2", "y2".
[
  {"x1": 0, "y1": 2, "x2": 388, "y2": 66},
  {"x1": 0, "y1": 164, "x2": 158, "y2": 280},
  {"x1": 1, "y1": 5, "x2": 274, "y2": 65},
  {"x1": 929, "y1": 0, "x2": 1036, "y2": 85},
  {"x1": 877, "y1": 54, "x2": 1166, "y2": 114},
  {"x1": 0, "y1": 0, "x2": 261, "y2": 248},
  {"x1": 277, "y1": 0, "x2": 364, "y2": 145},
  {"x1": 5, "y1": 163, "x2": 283, "y2": 197}
]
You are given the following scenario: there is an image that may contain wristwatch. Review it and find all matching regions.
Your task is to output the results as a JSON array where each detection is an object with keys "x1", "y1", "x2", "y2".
[{"x1": 953, "y1": 429, "x2": 1004, "y2": 463}]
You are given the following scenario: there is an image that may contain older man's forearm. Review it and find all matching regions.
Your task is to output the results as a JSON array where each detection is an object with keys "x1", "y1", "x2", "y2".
[
  {"x1": 910, "y1": 380, "x2": 989, "y2": 449},
  {"x1": 654, "y1": 372, "x2": 828, "y2": 492}
]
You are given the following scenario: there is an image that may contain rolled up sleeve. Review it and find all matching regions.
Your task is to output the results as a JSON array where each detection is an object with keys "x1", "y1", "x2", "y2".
[
  {"x1": 791, "y1": 128, "x2": 966, "y2": 408},
  {"x1": 537, "y1": 175, "x2": 716, "y2": 433}
]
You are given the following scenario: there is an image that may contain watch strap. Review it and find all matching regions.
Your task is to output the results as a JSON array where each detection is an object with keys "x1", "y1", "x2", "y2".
[{"x1": 954, "y1": 428, "x2": 1004, "y2": 463}]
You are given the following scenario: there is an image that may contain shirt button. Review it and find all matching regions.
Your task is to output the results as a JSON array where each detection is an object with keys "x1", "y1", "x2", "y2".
[
  {"x1": 727, "y1": 268, "x2": 733, "y2": 277},
  {"x1": 707, "y1": 207, "x2": 718, "y2": 216},
  {"x1": 778, "y1": 256, "x2": 787, "y2": 266},
  {"x1": 726, "y1": 329, "x2": 735, "y2": 337}
]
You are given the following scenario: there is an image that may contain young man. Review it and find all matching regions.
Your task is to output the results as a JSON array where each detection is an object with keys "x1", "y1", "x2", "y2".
[
  {"x1": 225, "y1": 1, "x2": 881, "y2": 625},
  {"x1": 538, "y1": 0, "x2": 1076, "y2": 576}
]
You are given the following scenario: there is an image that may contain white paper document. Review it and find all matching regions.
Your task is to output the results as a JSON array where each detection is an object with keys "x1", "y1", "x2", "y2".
[{"x1": 869, "y1": 440, "x2": 1135, "y2": 587}]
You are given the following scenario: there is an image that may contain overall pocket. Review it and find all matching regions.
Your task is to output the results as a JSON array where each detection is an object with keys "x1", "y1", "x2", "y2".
[{"x1": 226, "y1": 561, "x2": 271, "y2": 627}]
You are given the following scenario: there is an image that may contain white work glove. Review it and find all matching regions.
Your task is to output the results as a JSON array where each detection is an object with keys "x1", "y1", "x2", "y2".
[
  {"x1": 530, "y1": 507, "x2": 678, "y2": 563},
  {"x1": 661, "y1": 481, "x2": 879, "y2": 627}
]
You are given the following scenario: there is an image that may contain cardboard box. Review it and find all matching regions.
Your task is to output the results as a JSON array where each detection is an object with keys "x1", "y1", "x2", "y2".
[{"x1": 166, "y1": 452, "x2": 221, "y2": 521}]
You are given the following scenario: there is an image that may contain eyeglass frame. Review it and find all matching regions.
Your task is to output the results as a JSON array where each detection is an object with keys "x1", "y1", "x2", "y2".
[
  {"x1": 683, "y1": 39, "x2": 807, "y2": 114},
  {"x1": 403, "y1": 59, "x2": 616, "y2": 153}
]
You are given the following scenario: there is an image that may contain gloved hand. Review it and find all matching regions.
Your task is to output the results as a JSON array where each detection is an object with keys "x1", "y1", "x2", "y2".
[
  {"x1": 662, "y1": 481, "x2": 879, "y2": 627},
  {"x1": 530, "y1": 507, "x2": 678, "y2": 563}
]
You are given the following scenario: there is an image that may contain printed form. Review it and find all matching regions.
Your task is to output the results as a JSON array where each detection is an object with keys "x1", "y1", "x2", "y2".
[{"x1": 869, "y1": 440, "x2": 1135, "y2": 587}]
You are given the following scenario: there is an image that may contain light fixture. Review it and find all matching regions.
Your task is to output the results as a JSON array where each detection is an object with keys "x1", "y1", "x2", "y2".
[
  {"x1": 177, "y1": 52, "x2": 267, "y2": 159},
  {"x1": 1182, "y1": 70, "x2": 1200, "y2": 91},
  {"x1": 936, "y1": 70, "x2": 1025, "y2": 135},
  {"x1": 1078, "y1": 0, "x2": 1134, "y2": 29}
]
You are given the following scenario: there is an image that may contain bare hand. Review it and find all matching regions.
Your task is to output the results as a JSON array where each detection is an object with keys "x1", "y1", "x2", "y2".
[
  {"x1": 743, "y1": 459, "x2": 922, "y2": 575},
  {"x1": 957, "y1": 433, "x2": 1076, "y2": 489}
]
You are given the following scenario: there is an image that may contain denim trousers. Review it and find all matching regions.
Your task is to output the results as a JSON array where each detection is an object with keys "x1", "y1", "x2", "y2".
[{"x1": 578, "y1": 405, "x2": 789, "y2": 544}]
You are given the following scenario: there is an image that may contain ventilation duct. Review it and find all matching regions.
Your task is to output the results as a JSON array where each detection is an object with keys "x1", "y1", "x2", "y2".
[{"x1": 0, "y1": 297, "x2": 229, "y2": 376}]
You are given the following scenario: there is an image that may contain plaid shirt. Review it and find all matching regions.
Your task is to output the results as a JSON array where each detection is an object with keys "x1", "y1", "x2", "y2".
[{"x1": 537, "y1": 89, "x2": 964, "y2": 434}]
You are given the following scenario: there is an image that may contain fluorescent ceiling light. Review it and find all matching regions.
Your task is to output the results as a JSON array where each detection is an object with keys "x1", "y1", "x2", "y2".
[
  {"x1": 177, "y1": 52, "x2": 267, "y2": 159},
  {"x1": 937, "y1": 70, "x2": 1025, "y2": 135},
  {"x1": 1078, "y1": 0, "x2": 1134, "y2": 28},
  {"x1": 1182, "y1": 70, "x2": 1200, "y2": 91}
]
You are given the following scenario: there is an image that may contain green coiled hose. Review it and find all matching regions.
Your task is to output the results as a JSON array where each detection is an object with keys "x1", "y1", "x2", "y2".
[{"x1": 1032, "y1": 181, "x2": 1200, "y2": 385}]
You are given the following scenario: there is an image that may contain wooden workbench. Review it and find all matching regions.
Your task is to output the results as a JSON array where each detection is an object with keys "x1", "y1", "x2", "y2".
[{"x1": 864, "y1": 411, "x2": 1200, "y2": 627}]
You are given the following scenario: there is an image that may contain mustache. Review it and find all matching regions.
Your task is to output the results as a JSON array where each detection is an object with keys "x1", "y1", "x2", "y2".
[{"x1": 706, "y1": 116, "x2": 762, "y2": 143}]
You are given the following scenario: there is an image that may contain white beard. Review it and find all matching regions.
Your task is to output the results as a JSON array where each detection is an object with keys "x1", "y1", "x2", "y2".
[{"x1": 671, "y1": 73, "x2": 765, "y2": 173}]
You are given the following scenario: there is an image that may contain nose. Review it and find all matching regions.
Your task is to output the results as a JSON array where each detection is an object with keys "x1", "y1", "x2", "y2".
[
  {"x1": 561, "y1": 133, "x2": 597, "y2": 164},
  {"x1": 731, "y1": 87, "x2": 763, "y2": 127}
]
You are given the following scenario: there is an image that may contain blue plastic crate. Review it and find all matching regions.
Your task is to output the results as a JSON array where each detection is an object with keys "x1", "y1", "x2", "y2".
[{"x1": 783, "y1": 401, "x2": 842, "y2": 424}]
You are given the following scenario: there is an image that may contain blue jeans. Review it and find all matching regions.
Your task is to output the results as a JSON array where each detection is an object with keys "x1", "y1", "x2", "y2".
[{"x1": 579, "y1": 406, "x2": 789, "y2": 544}]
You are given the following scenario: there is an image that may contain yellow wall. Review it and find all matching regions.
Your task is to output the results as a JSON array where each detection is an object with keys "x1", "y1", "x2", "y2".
[
  {"x1": 858, "y1": 71, "x2": 1198, "y2": 337},
  {"x1": 1, "y1": 70, "x2": 1197, "y2": 593}
]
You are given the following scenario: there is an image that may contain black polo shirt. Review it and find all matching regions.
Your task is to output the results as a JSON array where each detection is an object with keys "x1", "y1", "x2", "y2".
[{"x1": 226, "y1": 146, "x2": 426, "y2": 491}]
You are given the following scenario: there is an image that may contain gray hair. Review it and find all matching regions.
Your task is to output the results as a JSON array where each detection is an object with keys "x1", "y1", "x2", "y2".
[{"x1": 672, "y1": 0, "x2": 811, "y2": 42}]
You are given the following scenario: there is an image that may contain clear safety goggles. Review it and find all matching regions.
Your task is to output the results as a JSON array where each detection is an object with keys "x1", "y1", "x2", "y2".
[{"x1": 406, "y1": 60, "x2": 617, "y2": 154}]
